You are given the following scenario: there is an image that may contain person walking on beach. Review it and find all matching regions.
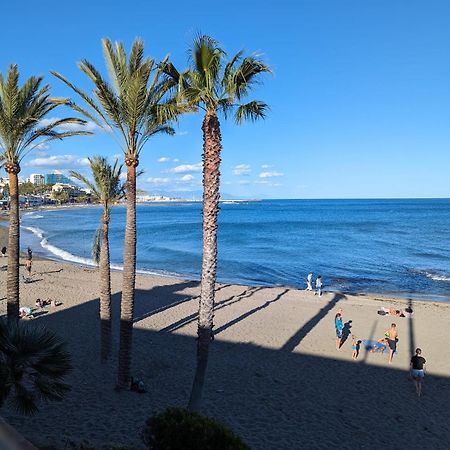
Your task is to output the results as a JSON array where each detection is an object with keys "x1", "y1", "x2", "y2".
[
  {"x1": 335, "y1": 312, "x2": 344, "y2": 350},
  {"x1": 27, "y1": 246, "x2": 33, "y2": 261},
  {"x1": 25, "y1": 259, "x2": 32, "y2": 277},
  {"x1": 306, "y1": 272, "x2": 313, "y2": 291},
  {"x1": 410, "y1": 348, "x2": 426, "y2": 397},
  {"x1": 386, "y1": 323, "x2": 398, "y2": 364},
  {"x1": 315, "y1": 275, "x2": 323, "y2": 296}
]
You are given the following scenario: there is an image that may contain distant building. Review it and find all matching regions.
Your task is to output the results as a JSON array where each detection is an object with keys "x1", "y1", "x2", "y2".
[
  {"x1": 19, "y1": 195, "x2": 45, "y2": 206},
  {"x1": 30, "y1": 173, "x2": 45, "y2": 185},
  {"x1": 45, "y1": 173, "x2": 72, "y2": 185},
  {"x1": 52, "y1": 183, "x2": 84, "y2": 199}
]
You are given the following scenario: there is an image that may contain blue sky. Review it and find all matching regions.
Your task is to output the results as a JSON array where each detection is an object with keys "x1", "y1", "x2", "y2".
[{"x1": 1, "y1": 0, "x2": 450, "y2": 199}]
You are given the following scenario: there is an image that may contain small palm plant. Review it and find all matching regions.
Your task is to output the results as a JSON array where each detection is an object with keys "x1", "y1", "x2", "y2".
[
  {"x1": 71, "y1": 156, "x2": 123, "y2": 362},
  {"x1": 0, "y1": 319, "x2": 72, "y2": 415},
  {"x1": 161, "y1": 35, "x2": 271, "y2": 410},
  {"x1": 52, "y1": 38, "x2": 182, "y2": 388},
  {"x1": 0, "y1": 64, "x2": 90, "y2": 321}
]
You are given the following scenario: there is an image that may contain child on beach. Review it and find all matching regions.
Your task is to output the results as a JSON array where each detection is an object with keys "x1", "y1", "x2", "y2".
[
  {"x1": 315, "y1": 275, "x2": 323, "y2": 296},
  {"x1": 351, "y1": 335, "x2": 360, "y2": 359}
]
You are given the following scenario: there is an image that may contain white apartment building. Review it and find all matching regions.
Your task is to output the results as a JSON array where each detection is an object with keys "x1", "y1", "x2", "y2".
[{"x1": 30, "y1": 173, "x2": 45, "y2": 185}]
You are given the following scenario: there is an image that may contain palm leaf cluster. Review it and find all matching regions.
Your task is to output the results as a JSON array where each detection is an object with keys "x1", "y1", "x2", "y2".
[
  {"x1": 0, "y1": 319, "x2": 72, "y2": 415},
  {"x1": 0, "y1": 64, "x2": 89, "y2": 168},
  {"x1": 161, "y1": 35, "x2": 271, "y2": 122},
  {"x1": 51, "y1": 39, "x2": 177, "y2": 160}
]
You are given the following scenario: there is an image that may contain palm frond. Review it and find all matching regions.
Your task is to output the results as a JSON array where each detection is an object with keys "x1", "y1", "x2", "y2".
[
  {"x1": 92, "y1": 226, "x2": 102, "y2": 264},
  {"x1": 0, "y1": 65, "x2": 89, "y2": 166},
  {"x1": 234, "y1": 101, "x2": 269, "y2": 124},
  {"x1": 0, "y1": 319, "x2": 72, "y2": 415}
]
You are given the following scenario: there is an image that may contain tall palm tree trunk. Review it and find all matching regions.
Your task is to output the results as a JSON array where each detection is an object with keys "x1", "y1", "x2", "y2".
[
  {"x1": 188, "y1": 112, "x2": 222, "y2": 410},
  {"x1": 6, "y1": 167, "x2": 20, "y2": 322},
  {"x1": 117, "y1": 158, "x2": 137, "y2": 388},
  {"x1": 99, "y1": 212, "x2": 112, "y2": 362}
]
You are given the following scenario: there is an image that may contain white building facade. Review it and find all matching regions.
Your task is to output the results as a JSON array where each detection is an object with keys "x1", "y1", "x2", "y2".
[{"x1": 30, "y1": 173, "x2": 45, "y2": 185}]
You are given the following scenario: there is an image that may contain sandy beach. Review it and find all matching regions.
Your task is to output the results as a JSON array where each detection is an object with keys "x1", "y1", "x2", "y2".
[{"x1": 0, "y1": 227, "x2": 449, "y2": 449}]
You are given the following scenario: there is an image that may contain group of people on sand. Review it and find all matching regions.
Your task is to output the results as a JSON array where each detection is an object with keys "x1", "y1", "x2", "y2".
[
  {"x1": 334, "y1": 308, "x2": 426, "y2": 397},
  {"x1": 306, "y1": 272, "x2": 323, "y2": 296}
]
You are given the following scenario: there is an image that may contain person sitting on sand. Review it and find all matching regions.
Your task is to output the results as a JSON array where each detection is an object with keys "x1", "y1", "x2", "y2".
[
  {"x1": 386, "y1": 323, "x2": 398, "y2": 364},
  {"x1": 1, "y1": 246, "x2": 6, "y2": 257},
  {"x1": 380, "y1": 306, "x2": 414, "y2": 318},
  {"x1": 35, "y1": 298, "x2": 52, "y2": 308},
  {"x1": 410, "y1": 348, "x2": 426, "y2": 397},
  {"x1": 19, "y1": 306, "x2": 33, "y2": 319}
]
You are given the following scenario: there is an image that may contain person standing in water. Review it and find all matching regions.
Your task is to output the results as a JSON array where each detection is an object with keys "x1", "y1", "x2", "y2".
[
  {"x1": 306, "y1": 272, "x2": 313, "y2": 291},
  {"x1": 315, "y1": 275, "x2": 323, "y2": 296}
]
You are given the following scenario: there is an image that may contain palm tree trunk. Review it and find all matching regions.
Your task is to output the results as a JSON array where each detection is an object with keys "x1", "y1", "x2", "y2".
[
  {"x1": 6, "y1": 170, "x2": 20, "y2": 322},
  {"x1": 99, "y1": 211, "x2": 112, "y2": 362},
  {"x1": 117, "y1": 159, "x2": 137, "y2": 388},
  {"x1": 188, "y1": 112, "x2": 222, "y2": 410}
]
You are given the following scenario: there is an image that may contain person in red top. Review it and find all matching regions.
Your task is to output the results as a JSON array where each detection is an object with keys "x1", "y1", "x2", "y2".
[{"x1": 410, "y1": 348, "x2": 426, "y2": 397}]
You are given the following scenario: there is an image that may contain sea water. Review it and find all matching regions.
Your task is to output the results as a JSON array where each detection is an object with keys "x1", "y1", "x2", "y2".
[{"x1": 18, "y1": 199, "x2": 450, "y2": 301}]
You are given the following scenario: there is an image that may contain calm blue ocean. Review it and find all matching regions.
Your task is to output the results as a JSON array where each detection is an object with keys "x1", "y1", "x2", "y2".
[{"x1": 19, "y1": 199, "x2": 450, "y2": 301}]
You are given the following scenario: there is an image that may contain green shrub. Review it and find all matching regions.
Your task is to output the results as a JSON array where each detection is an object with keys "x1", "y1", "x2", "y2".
[{"x1": 142, "y1": 407, "x2": 250, "y2": 450}]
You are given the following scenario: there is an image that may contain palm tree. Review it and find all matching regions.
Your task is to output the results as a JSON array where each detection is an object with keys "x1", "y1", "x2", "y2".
[
  {"x1": 0, "y1": 318, "x2": 72, "y2": 415},
  {"x1": 161, "y1": 35, "x2": 271, "y2": 410},
  {"x1": 52, "y1": 38, "x2": 182, "y2": 388},
  {"x1": 0, "y1": 64, "x2": 90, "y2": 322},
  {"x1": 70, "y1": 157, "x2": 123, "y2": 362}
]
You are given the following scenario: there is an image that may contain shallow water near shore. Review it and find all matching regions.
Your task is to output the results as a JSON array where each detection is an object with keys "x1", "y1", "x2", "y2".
[{"x1": 18, "y1": 198, "x2": 450, "y2": 301}]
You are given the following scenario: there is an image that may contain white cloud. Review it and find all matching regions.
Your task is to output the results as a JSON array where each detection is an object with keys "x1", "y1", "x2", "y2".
[
  {"x1": 254, "y1": 180, "x2": 269, "y2": 184},
  {"x1": 169, "y1": 163, "x2": 202, "y2": 174},
  {"x1": 238, "y1": 180, "x2": 250, "y2": 185},
  {"x1": 259, "y1": 171, "x2": 284, "y2": 178},
  {"x1": 232, "y1": 164, "x2": 251, "y2": 176},
  {"x1": 158, "y1": 157, "x2": 171, "y2": 163},
  {"x1": 27, "y1": 154, "x2": 90, "y2": 168},
  {"x1": 40, "y1": 117, "x2": 104, "y2": 133},
  {"x1": 146, "y1": 177, "x2": 170, "y2": 185},
  {"x1": 173, "y1": 158, "x2": 180, "y2": 162},
  {"x1": 119, "y1": 172, "x2": 127, "y2": 181},
  {"x1": 261, "y1": 164, "x2": 273, "y2": 169},
  {"x1": 180, "y1": 174, "x2": 195, "y2": 182},
  {"x1": 176, "y1": 131, "x2": 188, "y2": 136}
]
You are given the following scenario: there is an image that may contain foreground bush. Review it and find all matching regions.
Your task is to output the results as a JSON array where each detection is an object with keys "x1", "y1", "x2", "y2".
[
  {"x1": 143, "y1": 407, "x2": 250, "y2": 450},
  {"x1": 0, "y1": 319, "x2": 72, "y2": 415}
]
